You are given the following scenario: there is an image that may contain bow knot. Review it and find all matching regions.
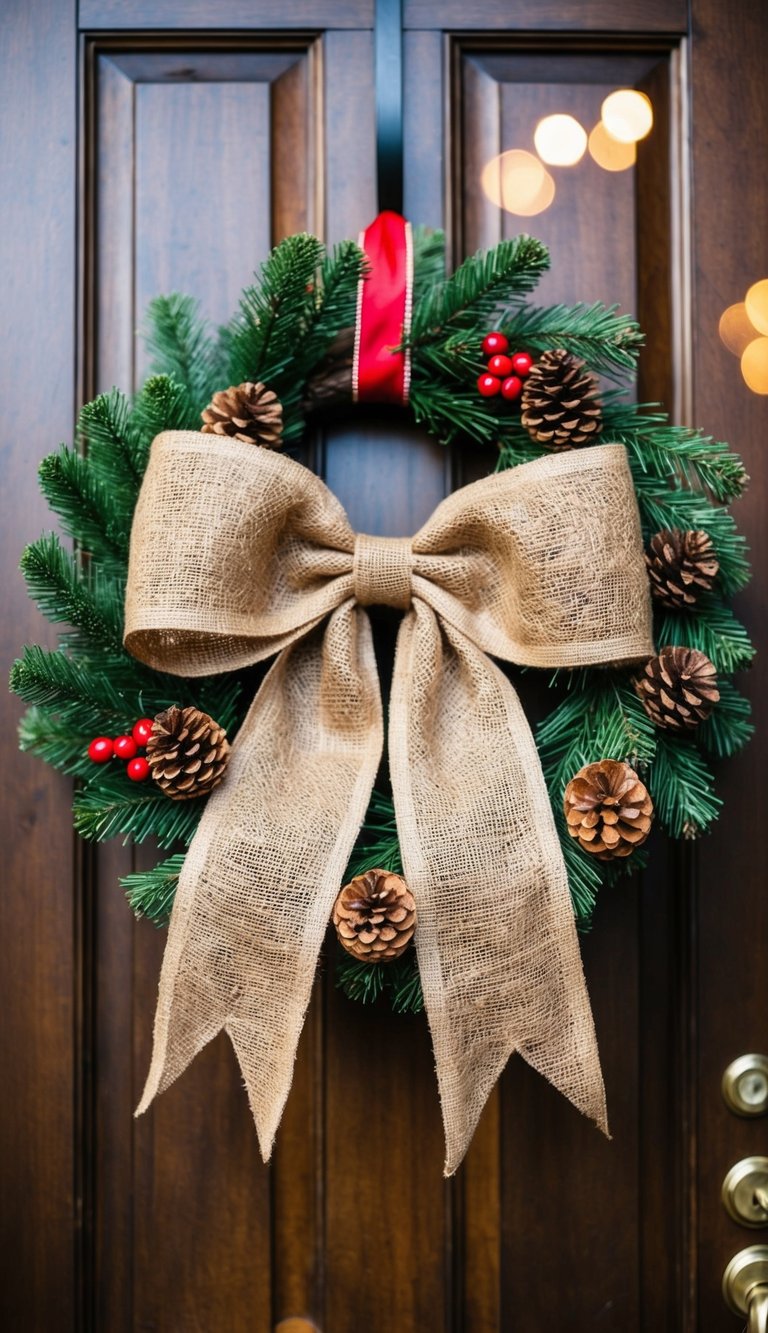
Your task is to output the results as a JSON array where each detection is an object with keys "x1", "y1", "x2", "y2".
[
  {"x1": 353, "y1": 533, "x2": 413, "y2": 610},
  {"x1": 125, "y1": 431, "x2": 653, "y2": 1174}
]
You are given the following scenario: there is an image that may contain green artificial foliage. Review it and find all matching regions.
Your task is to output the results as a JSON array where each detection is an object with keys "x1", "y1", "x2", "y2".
[{"x1": 11, "y1": 228, "x2": 754, "y2": 1019}]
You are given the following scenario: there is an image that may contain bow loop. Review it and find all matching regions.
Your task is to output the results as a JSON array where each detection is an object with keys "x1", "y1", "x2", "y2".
[{"x1": 125, "y1": 430, "x2": 653, "y2": 1174}]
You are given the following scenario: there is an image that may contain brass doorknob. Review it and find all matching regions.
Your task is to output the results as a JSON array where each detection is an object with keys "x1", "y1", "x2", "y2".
[
  {"x1": 723, "y1": 1247, "x2": 768, "y2": 1332},
  {"x1": 722, "y1": 1055, "x2": 768, "y2": 1117},
  {"x1": 722, "y1": 1158, "x2": 768, "y2": 1227}
]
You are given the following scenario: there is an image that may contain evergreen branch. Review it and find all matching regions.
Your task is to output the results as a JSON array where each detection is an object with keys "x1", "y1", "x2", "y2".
[
  {"x1": 20, "y1": 533, "x2": 124, "y2": 652},
  {"x1": 651, "y1": 734, "x2": 721, "y2": 837},
  {"x1": 559, "y1": 817, "x2": 603, "y2": 925},
  {"x1": 130, "y1": 374, "x2": 200, "y2": 472},
  {"x1": 344, "y1": 788, "x2": 402, "y2": 879},
  {"x1": 412, "y1": 226, "x2": 446, "y2": 306},
  {"x1": 633, "y1": 476, "x2": 751, "y2": 596},
  {"x1": 278, "y1": 240, "x2": 367, "y2": 440},
  {"x1": 38, "y1": 447, "x2": 129, "y2": 569},
  {"x1": 77, "y1": 390, "x2": 142, "y2": 498},
  {"x1": 409, "y1": 380, "x2": 505, "y2": 447},
  {"x1": 386, "y1": 949, "x2": 424, "y2": 1014},
  {"x1": 537, "y1": 677, "x2": 656, "y2": 925},
  {"x1": 144, "y1": 294, "x2": 220, "y2": 412},
  {"x1": 503, "y1": 302, "x2": 644, "y2": 378},
  {"x1": 655, "y1": 594, "x2": 755, "y2": 674},
  {"x1": 408, "y1": 235, "x2": 550, "y2": 344},
  {"x1": 496, "y1": 435, "x2": 547, "y2": 472},
  {"x1": 606, "y1": 402, "x2": 749, "y2": 502},
  {"x1": 121, "y1": 853, "x2": 185, "y2": 923},
  {"x1": 334, "y1": 949, "x2": 387, "y2": 1005},
  {"x1": 301, "y1": 240, "x2": 366, "y2": 365},
  {"x1": 336, "y1": 791, "x2": 423, "y2": 1012},
  {"x1": 226, "y1": 234, "x2": 326, "y2": 388},
  {"x1": 18, "y1": 707, "x2": 95, "y2": 778},
  {"x1": 697, "y1": 678, "x2": 754, "y2": 759},
  {"x1": 537, "y1": 677, "x2": 657, "y2": 793},
  {"x1": 334, "y1": 946, "x2": 424, "y2": 1014},
  {"x1": 73, "y1": 770, "x2": 202, "y2": 847},
  {"x1": 10, "y1": 645, "x2": 177, "y2": 730}
]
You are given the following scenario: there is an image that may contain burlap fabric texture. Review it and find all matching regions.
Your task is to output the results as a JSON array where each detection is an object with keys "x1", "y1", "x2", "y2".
[{"x1": 124, "y1": 432, "x2": 653, "y2": 1175}]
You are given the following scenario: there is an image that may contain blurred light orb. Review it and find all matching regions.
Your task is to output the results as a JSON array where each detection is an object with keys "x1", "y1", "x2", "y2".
[
  {"x1": 533, "y1": 114, "x2": 587, "y2": 166},
  {"x1": 741, "y1": 337, "x2": 768, "y2": 394},
  {"x1": 601, "y1": 89, "x2": 653, "y2": 144},
  {"x1": 480, "y1": 150, "x2": 556, "y2": 216},
  {"x1": 588, "y1": 121, "x2": 636, "y2": 172},
  {"x1": 745, "y1": 279, "x2": 768, "y2": 337},
  {"x1": 719, "y1": 303, "x2": 760, "y2": 357}
]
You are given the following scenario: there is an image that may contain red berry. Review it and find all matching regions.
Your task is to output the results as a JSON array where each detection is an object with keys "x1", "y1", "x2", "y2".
[
  {"x1": 126, "y1": 756, "x2": 150, "y2": 783},
  {"x1": 477, "y1": 373, "x2": 502, "y2": 397},
  {"x1": 88, "y1": 736, "x2": 114, "y2": 763},
  {"x1": 482, "y1": 331, "x2": 509, "y2": 357},
  {"x1": 113, "y1": 734, "x2": 138, "y2": 760},
  {"x1": 501, "y1": 376, "x2": 523, "y2": 401},
  {"x1": 487, "y1": 354, "x2": 513, "y2": 378},
  {"x1": 511, "y1": 351, "x2": 533, "y2": 377},
  {"x1": 132, "y1": 717, "x2": 155, "y2": 747}
]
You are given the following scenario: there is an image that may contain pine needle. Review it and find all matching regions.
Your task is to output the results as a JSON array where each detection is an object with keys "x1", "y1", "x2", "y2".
[
  {"x1": 144, "y1": 293, "x2": 221, "y2": 412},
  {"x1": 121, "y1": 853, "x2": 185, "y2": 923},
  {"x1": 408, "y1": 234, "x2": 550, "y2": 344}
]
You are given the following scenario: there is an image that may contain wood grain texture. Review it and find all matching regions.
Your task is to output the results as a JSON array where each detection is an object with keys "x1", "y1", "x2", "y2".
[
  {"x1": 689, "y1": 2, "x2": 768, "y2": 1328},
  {"x1": 79, "y1": 0, "x2": 373, "y2": 28},
  {"x1": 91, "y1": 43, "x2": 321, "y2": 394},
  {"x1": 0, "y1": 1, "x2": 79, "y2": 1328},
  {"x1": 405, "y1": 0, "x2": 686, "y2": 30}
]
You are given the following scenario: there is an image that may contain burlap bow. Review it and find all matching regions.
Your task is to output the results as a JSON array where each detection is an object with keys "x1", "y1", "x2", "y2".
[{"x1": 125, "y1": 431, "x2": 653, "y2": 1174}]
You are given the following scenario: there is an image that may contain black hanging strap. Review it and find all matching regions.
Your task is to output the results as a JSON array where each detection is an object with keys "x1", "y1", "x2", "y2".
[{"x1": 375, "y1": 0, "x2": 404, "y2": 214}]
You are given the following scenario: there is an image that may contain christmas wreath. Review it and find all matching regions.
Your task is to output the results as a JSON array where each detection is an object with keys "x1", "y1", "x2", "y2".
[{"x1": 12, "y1": 213, "x2": 752, "y2": 1172}]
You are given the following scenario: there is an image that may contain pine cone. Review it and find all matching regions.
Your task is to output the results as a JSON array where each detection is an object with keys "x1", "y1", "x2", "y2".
[
  {"x1": 146, "y1": 706, "x2": 230, "y2": 800},
  {"x1": 201, "y1": 381, "x2": 283, "y2": 448},
  {"x1": 636, "y1": 646, "x2": 719, "y2": 731},
  {"x1": 333, "y1": 869, "x2": 416, "y2": 963},
  {"x1": 645, "y1": 528, "x2": 719, "y2": 609},
  {"x1": 564, "y1": 759, "x2": 653, "y2": 861},
  {"x1": 520, "y1": 349, "x2": 603, "y2": 449}
]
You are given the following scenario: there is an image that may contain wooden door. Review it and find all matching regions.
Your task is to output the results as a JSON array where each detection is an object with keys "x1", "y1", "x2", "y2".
[{"x1": 2, "y1": 2, "x2": 767, "y2": 1329}]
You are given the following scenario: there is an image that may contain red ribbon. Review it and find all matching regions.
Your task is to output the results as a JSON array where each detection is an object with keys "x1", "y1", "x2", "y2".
[{"x1": 353, "y1": 211, "x2": 413, "y2": 405}]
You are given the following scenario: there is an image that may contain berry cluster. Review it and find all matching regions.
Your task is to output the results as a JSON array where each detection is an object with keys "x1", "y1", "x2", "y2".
[
  {"x1": 477, "y1": 333, "x2": 533, "y2": 402},
  {"x1": 88, "y1": 716, "x2": 154, "y2": 782}
]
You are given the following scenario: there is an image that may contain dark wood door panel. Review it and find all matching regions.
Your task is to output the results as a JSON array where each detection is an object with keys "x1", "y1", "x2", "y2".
[
  {"x1": 690, "y1": 3, "x2": 768, "y2": 1327},
  {"x1": 404, "y1": 0, "x2": 688, "y2": 31},
  {"x1": 79, "y1": 1, "x2": 374, "y2": 30},
  {"x1": 90, "y1": 40, "x2": 323, "y2": 395},
  {"x1": 1, "y1": 2, "x2": 79, "y2": 1330}
]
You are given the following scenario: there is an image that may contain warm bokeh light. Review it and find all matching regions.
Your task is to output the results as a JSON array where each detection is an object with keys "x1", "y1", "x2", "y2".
[
  {"x1": 600, "y1": 89, "x2": 653, "y2": 144},
  {"x1": 741, "y1": 337, "x2": 768, "y2": 393},
  {"x1": 745, "y1": 279, "x2": 768, "y2": 336},
  {"x1": 480, "y1": 150, "x2": 556, "y2": 216},
  {"x1": 588, "y1": 121, "x2": 636, "y2": 172},
  {"x1": 719, "y1": 303, "x2": 760, "y2": 357},
  {"x1": 533, "y1": 114, "x2": 587, "y2": 166}
]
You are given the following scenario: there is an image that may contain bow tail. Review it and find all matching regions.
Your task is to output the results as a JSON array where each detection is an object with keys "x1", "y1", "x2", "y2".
[
  {"x1": 389, "y1": 604, "x2": 608, "y2": 1176},
  {"x1": 136, "y1": 603, "x2": 383, "y2": 1160}
]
